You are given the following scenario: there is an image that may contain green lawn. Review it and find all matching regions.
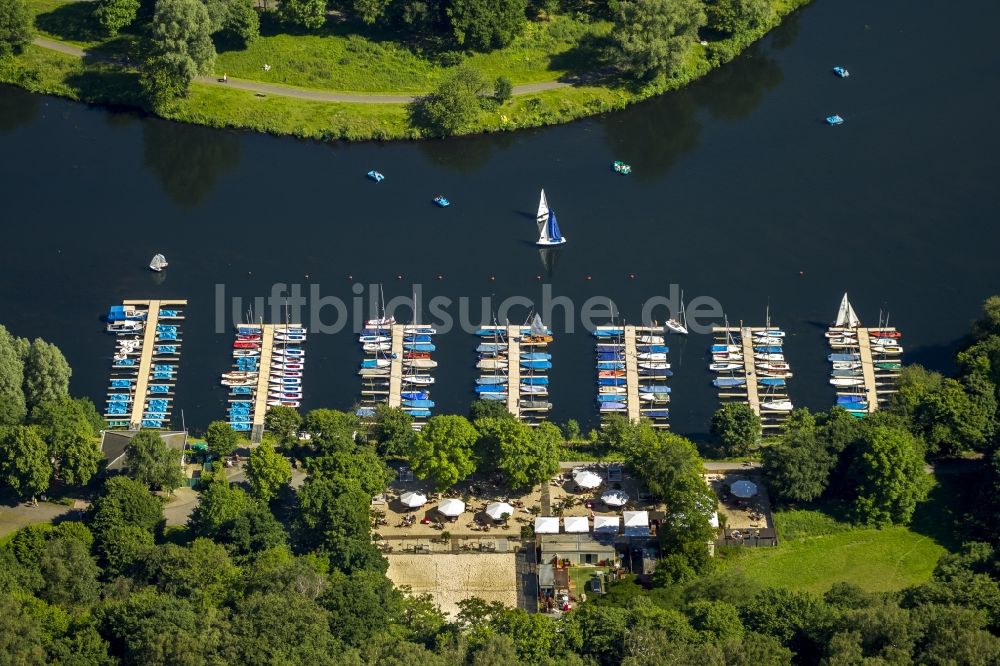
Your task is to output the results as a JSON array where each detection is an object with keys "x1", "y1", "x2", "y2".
[
  {"x1": 214, "y1": 15, "x2": 610, "y2": 93},
  {"x1": 717, "y1": 503, "x2": 948, "y2": 595}
]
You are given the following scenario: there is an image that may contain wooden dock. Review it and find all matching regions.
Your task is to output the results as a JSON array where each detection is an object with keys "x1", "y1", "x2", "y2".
[
  {"x1": 388, "y1": 325, "x2": 404, "y2": 408},
  {"x1": 856, "y1": 329, "x2": 880, "y2": 414},
  {"x1": 250, "y1": 325, "x2": 277, "y2": 441},
  {"x1": 711, "y1": 325, "x2": 791, "y2": 430},
  {"x1": 623, "y1": 327, "x2": 641, "y2": 423},
  {"x1": 506, "y1": 324, "x2": 521, "y2": 419},
  {"x1": 120, "y1": 299, "x2": 187, "y2": 430}
]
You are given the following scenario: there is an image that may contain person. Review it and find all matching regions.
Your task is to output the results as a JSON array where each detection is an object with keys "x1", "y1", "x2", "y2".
[
  {"x1": 222, "y1": 73, "x2": 228, "y2": 83},
  {"x1": 263, "y1": 63, "x2": 271, "y2": 72}
]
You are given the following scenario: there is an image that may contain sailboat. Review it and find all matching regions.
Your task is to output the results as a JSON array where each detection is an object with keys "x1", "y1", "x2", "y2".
[
  {"x1": 149, "y1": 254, "x2": 168, "y2": 272},
  {"x1": 832, "y1": 293, "x2": 860, "y2": 329},
  {"x1": 665, "y1": 289, "x2": 689, "y2": 334},
  {"x1": 535, "y1": 190, "x2": 567, "y2": 247}
]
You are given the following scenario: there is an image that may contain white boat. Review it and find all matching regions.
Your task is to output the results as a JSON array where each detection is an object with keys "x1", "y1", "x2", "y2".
[
  {"x1": 638, "y1": 362, "x2": 670, "y2": 370},
  {"x1": 404, "y1": 358, "x2": 438, "y2": 369},
  {"x1": 269, "y1": 377, "x2": 301, "y2": 385},
  {"x1": 535, "y1": 189, "x2": 567, "y2": 246},
  {"x1": 520, "y1": 385, "x2": 548, "y2": 394},
  {"x1": 637, "y1": 352, "x2": 667, "y2": 361},
  {"x1": 713, "y1": 353, "x2": 743, "y2": 361},
  {"x1": 107, "y1": 320, "x2": 144, "y2": 333},
  {"x1": 359, "y1": 335, "x2": 390, "y2": 344},
  {"x1": 826, "y1": 329, "x2": 856, "y2": 339},
  {"x1": 362, "y1": 359, "x2": 391, "y2": 368},
  {"x1": 755, "y1": 336, "x2": 784, "y2": 345},
  {"x1": 221, "y1": 378, "x2": 256, "y2": 387},
  {"x1": 758, "y1": 370, "x2": 792, "y2": 378},
  {"x1": 403, "y1": 326, "x2": 437, "y2": 335},
  {"x1": 403, "y1": 376, "x2": 434, "y2": 385},
  {"x1": 363, "y1": 343, "x2": 391, "y2": 352},
  {"x1": 833, "y1": 292, "x2": 860, "y2": 328},
  {"x1": 754, "y1": 353, "x2": 785, "y2": 362},
  {"x1": 358, "y1": 368, "x2": 389, "y2": 377},
  {"x1": 233, "y1": 349, "x2": 259, "y2": 357},
  {"x1": 830, "y1": 377, "x2": 864, "y2": 387},
  {"x1": 665, "y1": 289, "x2": 689, "y2": 335},
  {"x1": 637, "y1": 335, "x2": 665, "y2": 344},
  {"x1": 832, "y1": 361, "x2": 862, "y2": 370},
  {"x1": 753, "y1": 330, "x2": 785, "y2": 338},
  {"x1": 875, "y1": 345, "x2": 903, "y2": 355},
  {"x1": 149, "y1": 253, "x2": 168, "y2": 272},
  {"x1": 710, "y1": 362, "x2": 742, "y2": 372},
  {"x1": 599, "y1": 386, "x2": 627, "y2": 394},
  {"x1": 761, "y1": 400, "x2": 794, "y2": 411},
  {"x1": 477, "y1": 359, "x2": 508, "y2": 370},
  {"x1": 757, "y1": 362, "x2": 790, "y2": 372},
  {"x1": 366, "y1": 316, "x2": 395, "y2": 327}
]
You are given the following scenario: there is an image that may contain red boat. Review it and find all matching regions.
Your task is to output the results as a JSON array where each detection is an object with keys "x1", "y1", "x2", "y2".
[
  {"x1": 405, "y1": 351, "x2": 431, "y2": 359},
  {"x1": 869, "y1": 330, "x2": 901, "y2": 338},
  {"x1": 237, "y1": 334, "x2": 262, "y2": 341},
  {"x1": 234, "y1": 341, "x2": 260, "y2": 349},
  {"x1": 599, "y1": 370, "x2": 626, "y2": 378}
]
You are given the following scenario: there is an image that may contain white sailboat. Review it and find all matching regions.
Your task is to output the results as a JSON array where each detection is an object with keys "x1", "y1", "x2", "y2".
[
  {"x1": 149, "y1": 254, "x2": 168, "y2": 272},
  {"x1": 535, "y1": 190, "x2": 567, "y2": 247},
  {"x1": 665, "y1": 288, "x2": 689, "y2": 334},
  {"x1": 833, "y1": 292, "x2": 860, "y2": 328}
]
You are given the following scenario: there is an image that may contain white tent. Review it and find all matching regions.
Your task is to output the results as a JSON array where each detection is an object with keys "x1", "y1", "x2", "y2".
[
  {"x1": 437, "y1": 498, "x2": 465, "y2": 517},
  {"x1": 593, "y1": 515, "x2": 620, "y2": 534},
  {"x1": 399, "y1": 491, "x2": 427, "y2": 508},
  {"x1": 564, "y1": 516, "x2": 589, "y2": 533},
  {"x1": 485, "y1": 501, "x2": 515, "y2": 521},
  {"x1": 730, "y1": 480, "x2": 758, "y2": 498},
  {"x1": 574, "y1": 470, "x2": 602, "y2": 489},
  {"x1": 601, "y1": 489, "x2": 629, "y2": 507},
  {"x1": 534, "y1": 516, "x2": 560, "y2": 534},
  {"x1": 623, "y1": 510, "x2": 649, "y2": 537}
]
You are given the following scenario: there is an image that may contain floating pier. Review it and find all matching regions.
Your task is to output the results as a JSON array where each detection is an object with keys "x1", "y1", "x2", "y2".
[
  {"x1": 473, "y1": 318, "x2": 551, "y2": 425},
  {"x1": 358, "y1": 320, "x2": 436, "y2": 429},
  {"x1": 594, "y1": 325, "x2": 670, "y2": 429},
  {"x1": 220, "y1": 322, "x2": 306, "y2": 443},
  {"x1": 826, "y1": 294, "x2": 903, "y2": 417},
  {"x1": 710, "y1": 324, "x2": 792, "y2": 430},
  {"x1": 104, "y1": 299, "x2": 186, "y2": 430}
]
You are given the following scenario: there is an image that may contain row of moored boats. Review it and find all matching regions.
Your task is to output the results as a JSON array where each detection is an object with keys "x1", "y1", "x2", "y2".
[
  {"x1": 593, "y1": 325, "x2": 673, "y2": 427},
  {"x1": 710, "y1": 320, "x2": 795, "y2": 426},
  {"x1": 474, "y1": 314, "x2": 553, "y2": 424}
]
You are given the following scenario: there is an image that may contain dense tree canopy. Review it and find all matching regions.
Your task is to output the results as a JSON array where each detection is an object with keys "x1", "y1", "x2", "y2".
[
  {"x1": 245, "y1": 439, "x2": 292, "y2": 502},
  {"x1": 0, "y1": 425, "x2": 50, "y2": 498},
  {"x1": 711, "y1": 403, "x2": 761, "y2": 456},
  {"x1": 125, "y1": 430, "x2": 184, "y2": 491},
  {"x1": 448, "y1": 0, "x2": 527, "y2": 51},
  {"x1": 612, "y1": 0, "x2": 706, "y2": 78},
  {"x1": 848, "y1": 424, "x2": 929, "y2": 526},
  {"x1": 474, "y1": 416, "x2": 560, "y2": 488},
  {"x1": 416, "y1": 66, "x2": 489, "y2": 136},
  {"x1": 0, "y1": 0, "x2": 33, "y2": 56},
  {"x1": 410, "y1": 414, "x2": 478, "y2": 491},
  {"x1": 95, "y1": 0, "x2": 140, "y2": 37}
]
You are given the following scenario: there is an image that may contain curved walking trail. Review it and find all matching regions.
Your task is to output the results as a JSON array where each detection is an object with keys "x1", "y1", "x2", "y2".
[{"x1": 32, "y1": 37, "x2": 569, "y2": 104}]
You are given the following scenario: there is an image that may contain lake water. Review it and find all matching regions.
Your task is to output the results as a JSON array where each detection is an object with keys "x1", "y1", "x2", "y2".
[{"x1": 1, "y1": 0, "x2": 998, "y2": 437}]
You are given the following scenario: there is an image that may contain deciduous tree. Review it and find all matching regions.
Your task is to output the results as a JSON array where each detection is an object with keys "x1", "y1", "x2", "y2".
[
  {"x1": 205, "y1": 420, "x2": 242, "y2": 458},
  {"x1": 711, "y1": 403, "x2": 761, "y2": 456},
  {"x1": 0, "y1": 325, "x2": 27, "y2": 425},
  {"x1": 277, "y1": 0, "x2": 326, "y2": 29},
  {"x1": 0, "y1": 0, "x2": 33, "y2": 56},
  {"x1": 612, "y1": 0, "x2": 706, "y2": 78},
  {"x1": 448, "y1": 0, "x2": 527, "y2": 51},
  {"x1": 31, "y1": 396, "x2": 103, "y2": 487},
  {"x1": 94, "y1": 0, "x2": 140, "y2": 37},
  {"x1": 848, "y1": 425, "x2": 929, "y2": 526},
  {"x1": 707, "y1": 0, "x2": 771, "y2": 36},
  {"x1": 370, "y1": 404, "x2": 416, "y2": 456},
  {"x1": 265, "y1": 405, "x2": 302, "y2": 446},
  {"x1": 0, "y1": 425, "x2": 50, "y2": 498},
  {"x1": 125, "y1": 430, "x2": 184, "y2": 491},
  {"x1": 416, "y1": 66, "x2": 488, "y2": 136},
  {"x1": 22, "y1": 338, "x2": 71, "y2": 414},
  {"x1": 246, "y1": 440, "x2": 292, "y2": 502},
  {"x1": 410, "y1": 415, "x2": 478, "y2": 491}
]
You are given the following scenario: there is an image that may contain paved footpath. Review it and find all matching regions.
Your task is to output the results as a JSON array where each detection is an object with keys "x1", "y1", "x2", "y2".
[{"x1": 31, "y1": 37, "x2": 568, "y2": 104}]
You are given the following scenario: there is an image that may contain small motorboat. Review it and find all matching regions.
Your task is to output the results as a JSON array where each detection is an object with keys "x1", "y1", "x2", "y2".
[
  {"x1": 833, "y1": 66, "x2": 850, "y2": 78},
  {"x1": 664, "y1": 319, "x2": 688, "y2": 335},
  {"x1": 612, "y1": 160, "x2": 632, "y2": 175},
  {"x1": 368, "y1": 170, "x2": 385, "y2": 182},
  {"x1": 434, "y1": 195, "x2": 450, "y2": 207},
  {"x1": 761, "y1": 400, "x2": 794, "y2": 412},
  {"x1": 826, "y1": 114, "x2": 844, "y2": 125},
  {"x1": 710, "y1": 362, "x2": 742, "y2": 372}
]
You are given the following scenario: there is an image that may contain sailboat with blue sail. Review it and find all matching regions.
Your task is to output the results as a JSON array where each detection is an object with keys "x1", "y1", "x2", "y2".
[{"x1": 535, "y1": 190, "x2": 567, "y2": 247}]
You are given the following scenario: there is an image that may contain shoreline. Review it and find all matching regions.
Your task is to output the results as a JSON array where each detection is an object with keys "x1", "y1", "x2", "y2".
[{"x1": 1, "y1": 0, "x2": 811, "y2": 140}]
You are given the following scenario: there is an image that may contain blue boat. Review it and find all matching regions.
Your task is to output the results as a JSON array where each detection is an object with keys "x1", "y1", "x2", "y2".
[
  {"x1": 593, "y1": 329, "x2": 624, "y2": 337},
  {"x1": 643, "y1": 409, "x2": 670, "y2": 418},
  {"x1": 356, "y1": 407, "x2": 375, "y2": 417},
  {"x1": 832, "y1": 66, "x2": 849, "y2": 78},
  {"x1": 521, "y1": 352, "x2": 552, "y2": 361},
  {"x1": 434, "y1": 195, "x2": 450, "y2": 207},
  {"x1": 368, "y1": 170, "x2": 385, "y2": 182},
  {"x1": 637, "y1": 345, "x2": 668, "y2": 353},
  {"x1": 360, "y1": 359, "x2": 390, "y2": 369},
  {"x1": 476, "y1": 376, "x2": 508, "y2": 385},
  {"x1": 480, "y1": 393, "x2": 507, "y2": 401},
  {"x1": 522, "y1": 376, "x2": 549, "y2": 386},
  {"x1": 596, "y1": 394, "x2": 624, "y2": 402},
  {"x1": 711, "y1": 344, "x2": 739, "y2": 353},
  {"x1": 754, "y1": 346, "x2": 783, "y2": 354},
  {"x1": 599, "y1": 402, "x2": 627, "y2": 411},
  {"x1": 829, "y1": 353, "x2": 860, "y2": 362},
  {"x1": 837, "y1": 395, "x2": 867, "y2": 404},
  {"x1": 597, "y1": 362, "x2": 625, "y2": 370},
  {"x1": 404, "y1": 408, "x2": 432, "y2": 418},
  {"x1": 404, "y1": 343, "x2": 436, "y2": 352},
  {"x1": 403, "y1": 399, "x2": 435, "y2": 408},
  {"x1": 758, "y1": 378, "x2": 786, "y2": 387},
  {"x1": 521, "y1": 360, "x2": 552, "y2": 370},
  {"x1": 401, "y1": 391, "x2": 429, "y2": 400},
  {"x1": 640, "y1": 385, "x2": 671, "y2": 394},
  {"x1": 640, "y1": 369, "x2": 673, "y2": 378},
  {"x1": 231, "y1": 386, "x2": 252, "y2": 394},
  {"x1": 713, "y1": 378, "x2": 747, "y2": 388},
  {"x1": 404, "y1": 335, "x2": 432, "y2": 343},
  {"x1": 475, "y1": 385, "x2": 506, "y2": 393},
  {"x1": 599, "y1": 378, "x2": 626, "y2": 387},
  {"x1": 826, "y1": 114, "x2": 844, "y2": 125},
  {"x1": 596, "y1": 352, "x2": 622, "y2": 360}
]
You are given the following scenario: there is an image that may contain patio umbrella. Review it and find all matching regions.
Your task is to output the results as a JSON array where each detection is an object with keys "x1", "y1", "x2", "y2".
[
  {"x1": 485, "y1": 501, "x2": 514, "y2": 521},
  {"x1": 437, "y1": 498, "x2": 465, "y2": 517},
  {"x1": 601, "y1": 489, "x2": 629, "y2": 507},
  {"x1": 400, "y1": 491, "x2": 427, "y2": 508},
  {"x1": 730, "y1": 480, "x2": 758, "y2": 499},
  {"x1": 574, "y1": 470, "x2": 602, "y2": 489}
]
